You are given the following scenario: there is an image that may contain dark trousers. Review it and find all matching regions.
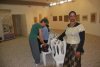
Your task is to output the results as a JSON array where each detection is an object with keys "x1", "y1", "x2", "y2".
[{"x1": 29, "y1": 39, "x2": 40, "y2": 64}]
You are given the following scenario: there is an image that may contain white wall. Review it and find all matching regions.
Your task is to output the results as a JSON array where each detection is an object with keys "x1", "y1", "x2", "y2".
[
  {"x1": 48, "y1": 0, "x2": 100, "y2": 36},
  {"x1": 0, "y1": 10, "x2": 12, "y2": 40},
  {"x1": 0, "y1": 0, "x2": 100, "y2": 36},
  {"x1": 0, "y1": 17, "x2": 4, "y2": 40},
  {"x1": 0, "y1": 4, "x2": 49, "y2": 35}
]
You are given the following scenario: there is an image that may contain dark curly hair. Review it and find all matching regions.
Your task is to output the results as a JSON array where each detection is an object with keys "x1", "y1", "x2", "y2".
[
  {"x1": 69, "y1": 11, "x2": 76, "y2": 16},
  {"x1": 40, "y1": 18, "x2": 49, "y2": 24}
]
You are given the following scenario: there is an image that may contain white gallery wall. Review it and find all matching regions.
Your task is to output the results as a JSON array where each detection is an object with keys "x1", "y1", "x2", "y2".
[
  {"x1": 48, "y1": 0, "x2": 100, "y2": 36},
  {"x1": 0, "y1": 0, "x2": 100, "y2": 36},
  {"x1": 0, "y1": 4, "x2": 49, "y2": 35},
  {"x1": 0, "y1": 10, "x2": 13, "y2": 40},
  {"x1": 0, "y1": 17, "x2": 4, "y2": 40}
]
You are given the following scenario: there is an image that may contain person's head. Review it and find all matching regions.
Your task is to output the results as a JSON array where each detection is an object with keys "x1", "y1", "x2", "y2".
[
  {"x1": 40, "y1": 18, "x2": 49, "y2": 27},
  {"x1": 68, "y1": 11, "x2": 77, "y2": 22}
]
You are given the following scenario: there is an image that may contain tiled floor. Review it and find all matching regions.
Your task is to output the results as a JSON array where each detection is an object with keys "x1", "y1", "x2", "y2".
[{"x1": 0, "y1": 31, "x2": 100, "y2": 67}]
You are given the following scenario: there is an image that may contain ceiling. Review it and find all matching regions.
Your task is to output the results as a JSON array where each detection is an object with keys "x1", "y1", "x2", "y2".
[
  {"x1": 0, "y1": 0, "x2": 58, "y2": 6},
  {"x1": 21, "y1": 0, "x2": 56, "y2": 3}
]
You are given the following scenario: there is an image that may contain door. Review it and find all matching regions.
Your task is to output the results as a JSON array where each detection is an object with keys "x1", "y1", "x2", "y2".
[{"x1": 12, "y1": 14, "x2": 27, "y2": 37}]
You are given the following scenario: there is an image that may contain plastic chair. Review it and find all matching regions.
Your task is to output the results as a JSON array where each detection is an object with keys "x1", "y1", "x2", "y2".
[
  {"x1": 41, "y1": 47, "x2": 51, "y2": 66},
  {"x1": 41, "y1": 32, "x2": 55, "y2": 66},
  {"x1": 51, "y1": 38, "x2": 66, "y2": 67}
]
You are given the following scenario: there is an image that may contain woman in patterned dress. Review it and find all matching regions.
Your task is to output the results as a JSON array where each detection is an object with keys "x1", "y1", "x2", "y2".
[{"x1": 58, "y1": 11, "x2": 85, "y2": 67}]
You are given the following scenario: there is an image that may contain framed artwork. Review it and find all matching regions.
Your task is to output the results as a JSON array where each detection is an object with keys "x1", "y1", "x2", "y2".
[
  {"x1": 3, "y1": 24, "x2": 10, "y2": 32},
  {"x1": 76, "y1": 14, "x2": 80, "y2": 21},
  {"x1": 82, "y1": 15, "x2": 88, "y2": 21},
  {"x1": 59, "y1": 16, "x2": 62, "y2": 21},
  {"x1": 90, "y1": 13, "x2": 96, "y2": 23},
  {"x1": 39, "y1": 14, "x2": 42, "y2": 21},
  {"x1": 53, "y1": 16, "x2": 57, "y2": 21},
  {"x1": 64, "y1": 15, "x2": 69, "y2": 22},
  {"x1": 34, "y1": 17, "x2": 38, "y2": 22},
  {"x1": 99, "y1": 14, "x2": 100, "y2": 23}
]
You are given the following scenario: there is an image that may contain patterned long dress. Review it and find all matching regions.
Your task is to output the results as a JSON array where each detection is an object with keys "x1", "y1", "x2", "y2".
[
  {"x1": 58, "y1": 23, "x2": 85, "y2": 67},
  {"x1": 64, "y1": 44, "x2": 81, "y2": 67}
]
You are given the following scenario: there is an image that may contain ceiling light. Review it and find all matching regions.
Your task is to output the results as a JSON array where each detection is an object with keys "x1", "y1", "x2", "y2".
[
  {"x1": 68, "y1": 0, "x2": 72, "y2": 2},
  {"x1": 49, "y1": 0, "x2": 73, "y2": 7},
  {"x1": 59, "y1": 1, "x2": 64, "y2": 4},
  {"x1": 52, "y1": 2, "x2": 57, "y2": 5}
]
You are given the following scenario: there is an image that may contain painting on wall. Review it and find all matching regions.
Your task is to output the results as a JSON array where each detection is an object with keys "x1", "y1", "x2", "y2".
[
  {"x1": 99, "y1": 14, "x2": 100, "y2": 23},
  {"x1": 90, "y1": 13, "x2": 96, "y2": 23},
  {"x1": 39, "y1": 14, "x2": 42, "y2": 22},
  {"x1": 59, "y1": 16, "x2": 62, "y2": 21},
  {"x1": 53, "y1": 16, "x2": 57, "y2": 21},
  {"x1": 3, "y1": 24, "x2": 10, "y2": 33},
  {"x1": 34, "y1": 17, "x2": 38, "y2": 22},
  {"x1": 64, "y1": 15, "x2": 69, "y2": 22},
  {"x1": 76, "y1": 14, "x2": 80, "y2": 21},
  {"x1": 82, "y1": 15, "x2": 88, "y2": 21}
]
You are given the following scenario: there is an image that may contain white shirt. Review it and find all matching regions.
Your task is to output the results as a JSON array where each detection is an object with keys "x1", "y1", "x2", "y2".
[{"x1": 65, "y1": 24, "x2": 85, "y2": 44}]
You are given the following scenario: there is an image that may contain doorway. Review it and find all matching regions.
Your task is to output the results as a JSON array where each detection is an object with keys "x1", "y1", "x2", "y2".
[{"x1": 12, "y1": 14, "x2": 27, "y2": 37}]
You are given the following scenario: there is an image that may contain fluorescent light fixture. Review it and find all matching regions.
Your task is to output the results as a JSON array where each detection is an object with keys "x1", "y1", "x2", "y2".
[
  {"x1": 68, "y1": 0, "x2": 72, "y2": 2},
  {"x1": 50, "y1": 3, "x2": 53, "y2": 6},
  {"x1": 49, "y1": 0, "x2": 73, "y2": 6},
  {"x1": 52, "y1": 2, "x2": 57, "y2": 5},
  {"x1": 59, "y1": 1, "x2": 64, "y2": 4}
]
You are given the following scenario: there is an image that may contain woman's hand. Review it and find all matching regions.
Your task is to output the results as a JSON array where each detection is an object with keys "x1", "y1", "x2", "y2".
[
  {"x1": 75, "y1": 51, "x2": 81, "y2": 58},
  {"x1": 42, "y1": 43, "x2": 46, "y2": 47}
]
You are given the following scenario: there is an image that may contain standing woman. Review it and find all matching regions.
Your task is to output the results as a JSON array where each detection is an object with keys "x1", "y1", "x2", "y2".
[
  {"x1": 58, "y1": 11, "x2": 85, "y2": 67},
  {"x1": 29, "y1": 18, "x2": 49, "y2": 66},
  {"x1": 38, "y1": 24, "x2": 50, "y2": 53}
]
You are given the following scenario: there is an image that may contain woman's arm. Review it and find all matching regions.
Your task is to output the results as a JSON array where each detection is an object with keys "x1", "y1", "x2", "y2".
[
  {"x1": 38, "y1": 29, "x2": 46, "y2": 46},
  {"x1": 57, "y1": 30, "x2": 66, "y2": 41},
  {"x1": 76, "y1": 31, "x2": 85, "y2": 53}
]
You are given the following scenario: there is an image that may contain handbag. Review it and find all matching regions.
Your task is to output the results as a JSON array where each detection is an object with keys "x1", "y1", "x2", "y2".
[{"x1": 42, "y1": 44, "x2": 49, "y2": 52}]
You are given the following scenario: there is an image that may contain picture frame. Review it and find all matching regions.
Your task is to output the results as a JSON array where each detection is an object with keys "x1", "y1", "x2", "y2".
[
  {"x1": 82, "y1": 15, "x2": 88, "y2": 21},
  {"x1": 59, "y1": 16, "x2": 62, "y2": 21},
  {"x1": 39, "y1": 14, "x2": 42, "y2": 22},
  {"x1": 3, "y1": 24, "x2": 10, "y2": 32},
  {"x1": 53, "y1": 16, "x2": 57, "y2": 21},
  {"x1": 90, "y1": 13, "x2": 96, "y2": 23},
  {"x1": 64, "y1": 15, "x2": 69, "y2": 22},
  {"x1": 99, "y1": 14, "x2": 100, "y2": 23},
  {"x1": 34, "y1": 17, "x2": 38, "y2": 22},
  {"x1": 76, "y1": 14, "x2": 80, "y2": 21}
]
